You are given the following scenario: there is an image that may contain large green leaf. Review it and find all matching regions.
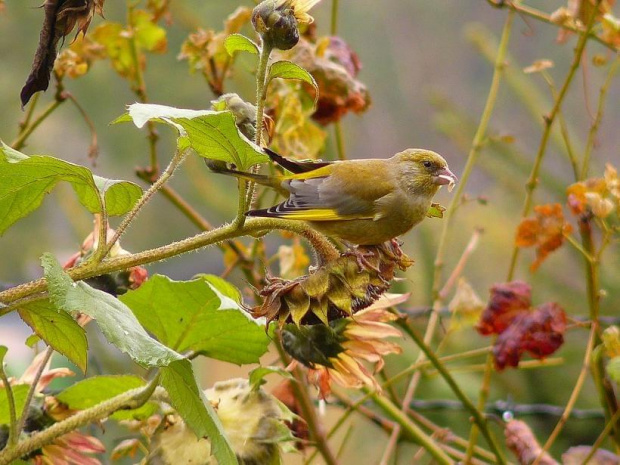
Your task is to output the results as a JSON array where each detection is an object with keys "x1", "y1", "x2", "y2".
[
  {"x1": 18, "y1": 301, "x2": 88, "y2": 373},
  {"x1": 42, "y1": 254, "x2": 237, "y2": 463},
  {"x1": 116, "y1": 104, "x2": 268, "y2": 170},
  {"x1": 42, "y1": 253, "x2": 180, "y2": 368},
  {"x1": 0, "y1": 143, "x2": 142, "y2": 235},
  {"x1": 57, "y1": 375, "x2": 156, "y2": 420},
  {"x1": 161, "y1": 359, "x2": 237, "y2": 465},
  {"x1": 0, "y1": 384, "x2": 29, "y2": 426},
  {"x1": 119, "y1": 275, "x2": 270, "y2": 365}
]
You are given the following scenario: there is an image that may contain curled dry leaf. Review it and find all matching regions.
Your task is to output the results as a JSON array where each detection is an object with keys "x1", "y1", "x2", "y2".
[
  {"x1": 448, "y1": 278, "x2": 485, "y2": 330},
  {"x1": 21, "y1": 0, "x2": 106, "y2": 106},
  {"x1": 477, "y1": 281, "x2": 567, "y2": 370},
  {"x1": 279, "y1": 36, "x2": 371, "y2": 125},
  {"x1": 505, "y1": 419, "x2": 559, "y2": 465},
  {"x1": 515, "y1": 203, "x2": 572, "y2": 272}
]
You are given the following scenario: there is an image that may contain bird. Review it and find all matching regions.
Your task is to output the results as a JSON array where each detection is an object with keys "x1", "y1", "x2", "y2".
[{"x1": 214, "y1": 148, "x2": 457, "y2": 245}]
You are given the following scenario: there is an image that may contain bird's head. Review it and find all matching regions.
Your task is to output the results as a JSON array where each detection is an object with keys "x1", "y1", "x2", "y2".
[{"x1": 392, "y1": 149, "x2": 457, "y2": 197}]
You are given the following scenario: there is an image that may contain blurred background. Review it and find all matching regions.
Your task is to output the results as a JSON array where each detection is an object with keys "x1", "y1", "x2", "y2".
[{"x1": 1, "y1": 1, "x2": 619, "y2": 462}]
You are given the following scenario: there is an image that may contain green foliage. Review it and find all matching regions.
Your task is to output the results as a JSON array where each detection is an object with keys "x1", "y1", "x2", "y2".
[
  {"x1": 0, "y1": 143, "x2": 142, "y2": 235},
  {"x1": 116, "y1": 103, "x2": 269, "y2": 170},
  {"x1": 42, "y1": 253, "x2": 181, "y2": 368},
  {"x1": 224, "y1": 33, "x2": 259, "y2": 56},
  {"x1": 268, "y1": 60, "x2": 319, "y2": 104},
  {"x1": 160, "y1": 359, "x2": 237, "y2": 465},
  {"x1": 248, "y1": 366, "x2": 294, "y2": 390},
  {"x1": 119, "y1": 274, "x2": 270, "y2": 364},
  {"x1": 57, "y1": 375, "x2": 157, "y2": 420},
  {"x1": 0, "y1": 385, "x2": 29, "y2": 426},
  {"x1": 18, "y1": 301, "x2": 88, "y2": 373}
]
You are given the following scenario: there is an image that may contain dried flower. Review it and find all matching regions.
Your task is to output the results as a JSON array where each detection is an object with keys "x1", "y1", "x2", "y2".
[
  {"x1": 283, "y1": 299, "x2": 404, "y2": 398},
  {"x1": 252, "y1": 242, "x2": 413, "y2": 326},
  {"x1": 33, "y1": 431, "x2": 105, "y2": 465},
  {"x1": 567, "y1": 164, "x2": 619, "y2": 219}
]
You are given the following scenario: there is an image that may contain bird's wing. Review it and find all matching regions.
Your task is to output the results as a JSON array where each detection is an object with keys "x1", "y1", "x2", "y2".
[{"x1": 247, "y1": 162, "x2": 395, "y2": 221}]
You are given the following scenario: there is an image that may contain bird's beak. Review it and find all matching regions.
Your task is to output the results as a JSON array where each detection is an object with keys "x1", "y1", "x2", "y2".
[{"x1": 433, "y1": 168, "x2": 458, "y2": 192}]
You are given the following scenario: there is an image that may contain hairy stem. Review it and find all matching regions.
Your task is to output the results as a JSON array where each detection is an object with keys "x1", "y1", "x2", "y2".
[
  {"x1": 0, "y1": 378, "x2": 158, "y2": 465},
  {"x1": 0, "y1": 217, "x2": 338, "y2": 311}
]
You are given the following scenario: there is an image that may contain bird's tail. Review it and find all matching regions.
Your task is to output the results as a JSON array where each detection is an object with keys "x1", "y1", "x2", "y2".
[{"x1": 207, "y1": 160, "x2": 283, "y2": 190}]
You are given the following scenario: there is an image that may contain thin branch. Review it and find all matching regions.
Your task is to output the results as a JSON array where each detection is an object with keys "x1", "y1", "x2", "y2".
[
  {"x1": 506, "y1": 1, "x2": 601, "y2": 280},
  {"x1": 533, "y1": 324, "x2": 597, "y2": 464},
  {"x1": 0, "y1": 364, "x2": 17, "y2": 448},
  {"x1": 15, "y1": 347, "x2": 54, "y2": 439}
]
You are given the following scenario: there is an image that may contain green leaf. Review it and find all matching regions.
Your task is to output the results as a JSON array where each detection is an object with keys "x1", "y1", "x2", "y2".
[
  {"x1": 0, "y1": 142, "x2": 142, "y2": 235},
  {"x1": 18, "y1": 301, "x2": 88, "y2": 373},
  {"x1": 224, "y1": 33, "x2": 259, "y2": 56},
  {"x1": 57, "y1": 375, "x2": 156, "y2": 420},
  {"x1": 117, "y1": 104, "x2": 268, "y2": 170},
  {"x1": 160, "y1": 359, "x2": 237, "y2": 465},
  {"x1": 119, "y1": 275, "x2": 270, "y2": 364},
  {"x1": 426, "y1": 202, "x2": 446, "y2": 219},
  {"x1": 607, "y1": 356, "x2": 620, "y2": 384},
  {"x1": 42, "y1": 253, "x2": 181, "y2": 368},
  {"x1": 268, "y1": 60, "x2": 318, "y2": 105},
  {"x1": 248, "y1": 366, "x2": 294, "y2": 390},
  {"x1": 0, "y1": 384, "x2": 29, "y2": 426}
]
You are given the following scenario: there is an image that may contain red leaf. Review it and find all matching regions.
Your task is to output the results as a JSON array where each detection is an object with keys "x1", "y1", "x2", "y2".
[
  {"x1": 476, "y1": 281, "x2": 531, "y2": 335},
  {"x1": 477, "y1": 281, "x2": 567, "y2": 370}
]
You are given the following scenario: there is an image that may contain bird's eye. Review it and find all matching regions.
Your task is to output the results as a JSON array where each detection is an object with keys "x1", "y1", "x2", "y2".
[{"x1": 423, "y1": 161, "x2": 433, "y2": 169}]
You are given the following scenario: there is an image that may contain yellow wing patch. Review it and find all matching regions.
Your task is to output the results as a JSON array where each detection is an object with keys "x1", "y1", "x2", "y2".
[{"x1": 279, "y1": 208, "x2": 343, "y2": 221}]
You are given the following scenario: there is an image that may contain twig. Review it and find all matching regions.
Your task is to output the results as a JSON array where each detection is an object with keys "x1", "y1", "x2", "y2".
[
  {"x1": 273, "y1": 336, "x2": 340, "y2": 465},
  {"x1": 506, "y1": 1, "x2": 601, "y2": 280},
  {"x1": 0, "y1": 378, "x2": 158, "y2": 465},
  {"x1": 15, "y1": 347, "x2": 54, "y2": 439},
  {"x1": 0, "y1": 363, "x2": 17, "y2": 448},
  {"x1": 10, "y1": 99, "x2": 64, "y2": 150},
  {"x1": 486, "y1": 0, "x2": 618, "y2": 52},
  {"x1": 398, "y1": 321, "x2": 507, "y2": 464},
  {"x1": 64, "y1": 92, "x2": 99, "y2": 162},
  {"x1": 102, "y1": 148, "x2": 189, "y2": 260},
  {"x1": 533, "y1": 324, "x2": 597, "y2": 464},
  {"x1": 579, "y1": 407, "x2": 620, "y2": 464},
  {"x1": 581, "y1": 55, "x2": 620, "y2": 179},
  {"x1": 438, "y1": 228, "x2": 482, "y2": 300}
]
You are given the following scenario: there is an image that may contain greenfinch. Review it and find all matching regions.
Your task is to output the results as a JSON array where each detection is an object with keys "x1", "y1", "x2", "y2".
[{"x1": 217, "y1": 148, "x2": 457, "y2": 245}]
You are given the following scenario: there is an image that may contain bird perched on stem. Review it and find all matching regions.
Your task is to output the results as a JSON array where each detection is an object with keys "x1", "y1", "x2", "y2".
[{"x1": 215, "y1": 148, "x2": 457, "y2": 246}]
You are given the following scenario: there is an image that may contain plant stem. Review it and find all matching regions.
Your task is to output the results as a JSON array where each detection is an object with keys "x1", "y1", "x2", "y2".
[
  {"x1": 331, "y1": 0, "x2": 339, "y2": 35},
  {"x1": 273, "y1": 336, "x2": 339, "y2": 465},
  {"x1": 10, "y1": 99, "x2": 64, "y2": 151},
  {"x1": 506, "y1": 2, "x2": 600, "y2": 280},
  {"x1": 0, "y1": 380, "x2": 157, "y2": 465},
  {"x1": 102, "y1": 148, "x2": 189, "y2": 260},
  {"x1": 398, "y1": 321, "x2": 506, "y2": 464},
  {"x1": 0, "y1": 217, "x2": 338, "y2": 310},
  {"x1": 15, "y1": 347, "x2": 54, "y2": 440},
  {"x1": 532, "y1": 324, "x2": 597, "y2": 464},
  {"x1": 486, "y1": 0, "x2": 618, "y2": 52},
  {"x1": 581, "y1": 55, "x2": 620, "y2": 179},
  {"x1": 369, "y1": 392, "x2": 454, "y2": 465},
  {"x1": 0, "y1": 365, "x2": 17, "y2": 448}
]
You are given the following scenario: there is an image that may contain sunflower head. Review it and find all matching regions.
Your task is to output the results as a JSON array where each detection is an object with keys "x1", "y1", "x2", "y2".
[{"x1": 252, "y1": 0, "x2": 321, "y2": 50}]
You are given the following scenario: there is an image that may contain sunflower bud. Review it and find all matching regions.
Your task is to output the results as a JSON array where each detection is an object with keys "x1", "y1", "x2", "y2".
[
  {"x1": 252, "y1": 0, "x2": 300, "y2": 50},
  {"x1": 252, "y1": 242, "x2": 414, "y2": 326}
]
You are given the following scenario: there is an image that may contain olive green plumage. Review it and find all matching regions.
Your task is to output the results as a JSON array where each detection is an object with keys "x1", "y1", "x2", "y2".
[{"x1": 216, "y1": 148, "x2": 457, "y2": 245}]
